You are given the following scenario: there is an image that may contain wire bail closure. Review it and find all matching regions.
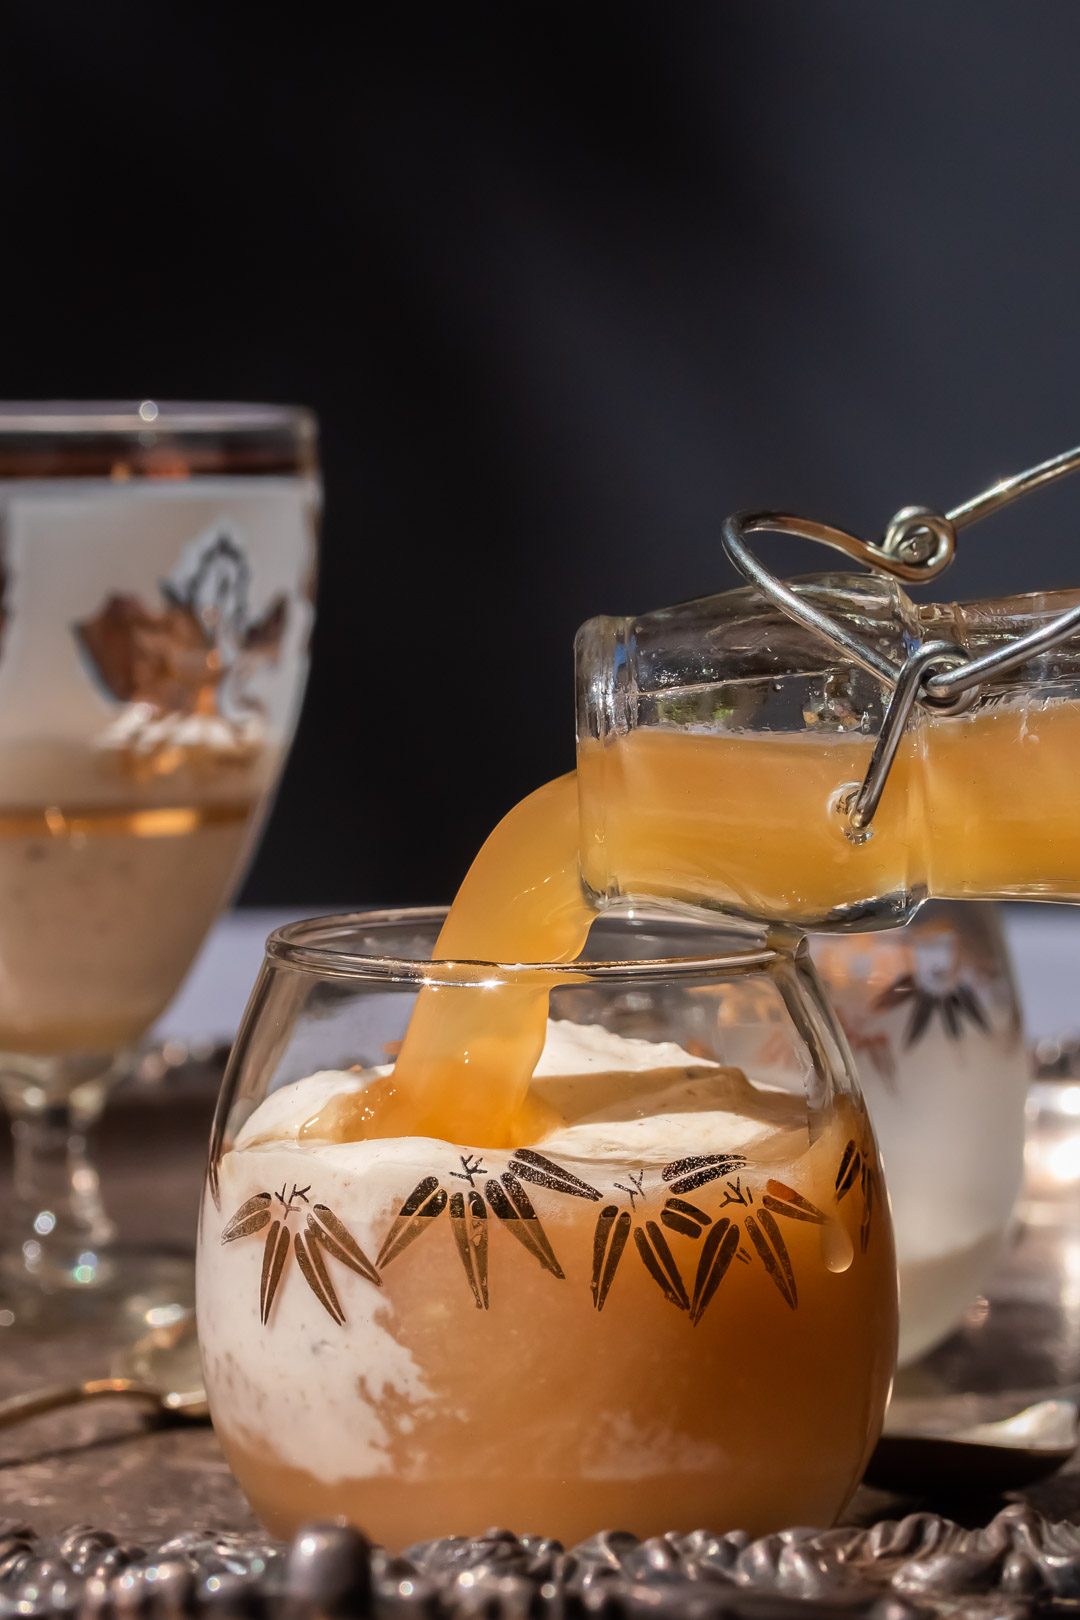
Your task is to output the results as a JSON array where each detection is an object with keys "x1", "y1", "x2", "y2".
[{"x1": 721, "y1": 444, "x2": 1080, "y2": 830}]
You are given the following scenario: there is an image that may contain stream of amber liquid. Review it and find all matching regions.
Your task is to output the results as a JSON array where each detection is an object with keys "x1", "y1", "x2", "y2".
[
  {"x1": 307, "y1": 700, "x2": 1080, "y2": 1151},
  {"x1": 308, "y1": 773, "x2": 590, "y2": 1148}
]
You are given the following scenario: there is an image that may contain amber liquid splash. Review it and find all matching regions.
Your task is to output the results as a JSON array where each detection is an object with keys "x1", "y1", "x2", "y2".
[{"x1": 0, "y1": 799, "x2": 256, "y2": 1052}]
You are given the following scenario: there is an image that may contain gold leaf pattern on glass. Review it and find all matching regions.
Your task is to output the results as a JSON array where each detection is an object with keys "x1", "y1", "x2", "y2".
[
  {"x1": 591, "y1": 1206, "x2": 632, "y2": 1310},
  {"x1": 859, "y1": 1162, "x2": 877, "y2": 1254},
  {"x1": 762, "y1": 1180, "x2": 827, "y2": 1225},
  {"x1": 309, "y1": 1204, "x2": 382, "y2": 1285},
  {"x1": 567, "y1": 1153, "x2": 837, "y2": 1322},
  {"x1": 873, "y1": 970, "x2": 990, "y2": 1047},
  {"x1": 294, "y1": 1228, "x2": 346, "y2": 1327},
  {"x1": 835, "y1": 1137, "x2": 877, "y2": 1252},
  {"x1": 259, "y1": 1220, "x2": 291, "y2": 1325},
  {"x1": 689, "y1": 1217, "x2": 740, "y2": 1325},
  {"x1": 221, "y1": 1191, "x2": 272, "y2": 1242},
  {"x1": 590, "y1": 1166, "x2": 734, "y2": 1317},
  {"x1": 222, "y1": 1181, "x2": 381, "y2": 1328},
  {"x1": 74, "y1": 532, "x2": 288, "y2": 776},
  {"x1": 377, "y1": 1157, "x2": 568, "y2": 1308},
  {"x1": 842, "y1": 1022, "x2": 899, "y2": 1091},
  {"x1": 744, "y1": 1210, "x2": 798, "y2": 1310},
  {"x1": 484, "y1": 1174, "x2": 564, "y2": 1277},
  {"x1": 507, "y1": 1148, "x2": 601, "y2": 1201},
  {"x1": 660, "y1": 1154, "x2": 748, "y2": 1196},
  {"x1": 448, "y1": 1189, "x2": 489, "y2": 1310},
  {"x1": 633, "y1": 1221, "x2": 690, "y2": 1311},
  {"x1": 376, "y1": 1177, "x2": 449, "y2": 1269},
  {"x1": 835, "y1": 1140, "x2": 863, "y2": 1199},
  {"x1": 76, "y1": 595, "x2": 215, "y2": 711},
  {"x1": 586, "y1": 1141, "x2": 871, "y2": 1325},
  {"x1": 659, "y1": 1195, "x2": 711, "y2": 1240},
  {"x1": 224, "y1": 1140, "x2": 875, "y2": 1328}
]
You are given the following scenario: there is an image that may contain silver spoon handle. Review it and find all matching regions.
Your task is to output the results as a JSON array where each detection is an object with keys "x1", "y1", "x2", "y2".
[{"x1": 0, "y1": 1377, "x2": 159, "y2": 1429}]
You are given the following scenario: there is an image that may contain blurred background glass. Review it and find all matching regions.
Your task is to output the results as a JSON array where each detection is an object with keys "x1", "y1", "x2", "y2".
[
  {"x1": 0, "y1": 405, "x2": 318, "y2": 1324},
  {"x1": 814, "y1": 905, "x2": 1030, "y2": 1365}
]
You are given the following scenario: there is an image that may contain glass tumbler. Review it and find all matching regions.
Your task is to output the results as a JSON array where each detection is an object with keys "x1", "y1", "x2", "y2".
[
  {"x1": 0, "y1": 402, "x2": 318, "y2": 1323},
  {"x1": 813, "y1": 903, "x2": 1028, "y2": 1364},
  {"x1": 197, "y1": 909, "x2": 897, "y2": 1547}
]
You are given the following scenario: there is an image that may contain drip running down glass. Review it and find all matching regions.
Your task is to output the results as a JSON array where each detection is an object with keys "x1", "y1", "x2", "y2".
[
  {"x1": 198, "y1": 909, "x2": 897, "y2": 1547},
  {"x1": 0, "y1": 402, "x2": 318, "y2": 1326}
]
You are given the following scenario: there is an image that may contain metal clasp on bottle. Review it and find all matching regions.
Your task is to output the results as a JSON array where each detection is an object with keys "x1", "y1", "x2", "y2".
[{"x1": 721, "y1": 444, "x2": 1080, "y2": 830}]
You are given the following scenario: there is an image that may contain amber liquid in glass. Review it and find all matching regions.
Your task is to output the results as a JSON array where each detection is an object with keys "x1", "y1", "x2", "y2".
[
  {"x1": 0, "y1": 798, "x2": 256, "y2": 1052},
  {"x1": 209, "y1": 1094, "x2": 892, "y2": 1546},
  {"x1": 579, "y1": 707, "x2": 1080, "y2": 924}
]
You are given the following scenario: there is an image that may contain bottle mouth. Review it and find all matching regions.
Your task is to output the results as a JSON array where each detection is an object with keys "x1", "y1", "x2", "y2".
[{"x1": 575, "y1": 614, "x2": 635, "y2": 744}]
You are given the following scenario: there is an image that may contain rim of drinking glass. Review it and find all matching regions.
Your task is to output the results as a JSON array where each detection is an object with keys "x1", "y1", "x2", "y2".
[
  {"x1": 0, "y1": 400, "x2": 316, "y2": 438},
  {"x1": 265, "y1": 906, "x2": 793, "y2": 986}
]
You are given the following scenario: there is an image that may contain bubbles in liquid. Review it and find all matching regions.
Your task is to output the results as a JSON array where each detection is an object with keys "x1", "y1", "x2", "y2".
[{"x1": 822, "y1": 1219, "x2": 854, "y2": 1274}]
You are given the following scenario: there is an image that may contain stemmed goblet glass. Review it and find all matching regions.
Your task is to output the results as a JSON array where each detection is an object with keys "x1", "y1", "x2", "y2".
[{"x1": 0, "y1": 402, "x2": 318, "y2": 1327}]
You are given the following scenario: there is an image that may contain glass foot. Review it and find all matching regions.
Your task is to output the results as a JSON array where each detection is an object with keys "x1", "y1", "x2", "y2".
[
  {"x1": 0, "y1": 1049, "x2": 195, "y2": 1339},
  {"x1": 0, "y1": 1244, "x2": 195, "y2": 1338}
]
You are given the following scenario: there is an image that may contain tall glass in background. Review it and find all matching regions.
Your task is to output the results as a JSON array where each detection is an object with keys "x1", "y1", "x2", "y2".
[
  {"x1": 0, "y1": 402, "x2": 318, "y2": 1322},
  {"x1": 814, "y1": 903, "x2": 1028, "y2": 1364}
]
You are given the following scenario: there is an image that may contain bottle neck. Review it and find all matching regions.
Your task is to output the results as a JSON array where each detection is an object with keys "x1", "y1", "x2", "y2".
[{"x1": 574, "y1": 613, "x2": 635, "y2": 747}]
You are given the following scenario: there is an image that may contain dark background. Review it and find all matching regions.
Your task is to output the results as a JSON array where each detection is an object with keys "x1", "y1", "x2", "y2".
[{"x1": 4, "y1": 1, "x2": 1080, "y2": 906}]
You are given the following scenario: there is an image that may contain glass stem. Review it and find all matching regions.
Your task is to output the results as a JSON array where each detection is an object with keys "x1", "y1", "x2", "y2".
[{"x1": 2, "y1": 1076, "x2": 116, "y2": 1288}]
